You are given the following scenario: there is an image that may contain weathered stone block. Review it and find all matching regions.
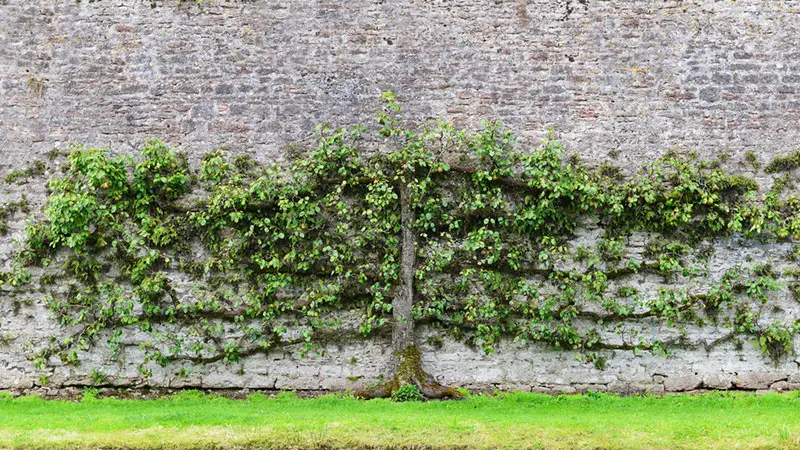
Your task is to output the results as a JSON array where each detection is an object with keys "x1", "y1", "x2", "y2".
[
  {"x1": 664, "y1": 375, "x2": 702, "y2": 392},
  {"x1": 702, "y1": 373, "x2": 733, "y2": 390},
  {"x1": 734, "y1": 372, "x2": 787, "y2": 390},
  {"x1": 769, "y1": 381, "x2": 790, "y2": 392}
]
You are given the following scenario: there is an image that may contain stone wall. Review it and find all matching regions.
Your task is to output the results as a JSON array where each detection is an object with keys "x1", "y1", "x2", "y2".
[{"x1": 1, "y1": 0, "x2": 800, "y2": 395}]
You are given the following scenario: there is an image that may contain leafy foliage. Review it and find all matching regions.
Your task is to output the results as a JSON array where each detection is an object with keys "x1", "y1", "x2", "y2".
[
  {"x1": 8, "y1": 95, "x2": 800, "y2": 379},
  {"x1": 765, "y1": 150, "x2": 800, "y2": 174},
  {"x1": 391, "y1": 384, "x2": 424, "y2": 402}
]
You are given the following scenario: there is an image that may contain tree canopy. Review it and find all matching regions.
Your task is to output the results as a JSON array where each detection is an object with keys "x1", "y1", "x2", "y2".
[{"x1": 8, "y1": 94, "x2": 800, "y2": 396}]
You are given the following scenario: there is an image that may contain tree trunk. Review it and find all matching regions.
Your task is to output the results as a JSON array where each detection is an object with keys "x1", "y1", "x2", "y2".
[
  {"x1": 392, "y1": 184, "x2": 416, "y2": 357},
  {"x1": 356, "y1": 184, "x2": 461, "y2": 400}
]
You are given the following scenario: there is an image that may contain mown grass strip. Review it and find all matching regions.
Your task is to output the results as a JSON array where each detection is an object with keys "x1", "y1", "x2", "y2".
[{"x1": 1, "y1": 390, "x2": 800, "y2": 449}]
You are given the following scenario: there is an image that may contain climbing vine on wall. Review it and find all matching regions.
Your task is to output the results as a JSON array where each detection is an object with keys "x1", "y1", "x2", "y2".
[{"x1": 5, "y1": 94, "x2": 800, "y2": 379}]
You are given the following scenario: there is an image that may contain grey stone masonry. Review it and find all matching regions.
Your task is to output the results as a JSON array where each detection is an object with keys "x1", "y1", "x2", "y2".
[{"x1": 1, "y1": 0, "x2": 800, "y2": 394}]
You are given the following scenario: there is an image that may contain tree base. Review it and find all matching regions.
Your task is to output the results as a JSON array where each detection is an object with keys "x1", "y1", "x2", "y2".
[{"x1": 355, "y1": 346, "x2": 463, "y2": 400}]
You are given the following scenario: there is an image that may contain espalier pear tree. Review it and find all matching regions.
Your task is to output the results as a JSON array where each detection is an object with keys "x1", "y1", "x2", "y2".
[{"x1": 12, "y1": 93, "x2": 800, "y2": 399}]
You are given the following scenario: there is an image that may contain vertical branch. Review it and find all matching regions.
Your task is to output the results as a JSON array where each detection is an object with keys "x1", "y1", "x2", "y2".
[{"x1": 393, "y1": 184, "x2": 416, "y2": 353}]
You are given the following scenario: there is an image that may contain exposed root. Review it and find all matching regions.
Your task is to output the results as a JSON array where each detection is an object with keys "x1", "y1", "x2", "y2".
[
  {"x1": 355, "y1": 346, "x2": 463, "y2": 400},
  {"x1": 354, "y1": 382, "x2": 393, "y2": 400}
]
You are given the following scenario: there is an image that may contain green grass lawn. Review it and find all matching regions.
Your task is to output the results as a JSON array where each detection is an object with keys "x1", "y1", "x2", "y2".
[{"x1": 1, "y1": 389, "x2": 800, "y2": 449}]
